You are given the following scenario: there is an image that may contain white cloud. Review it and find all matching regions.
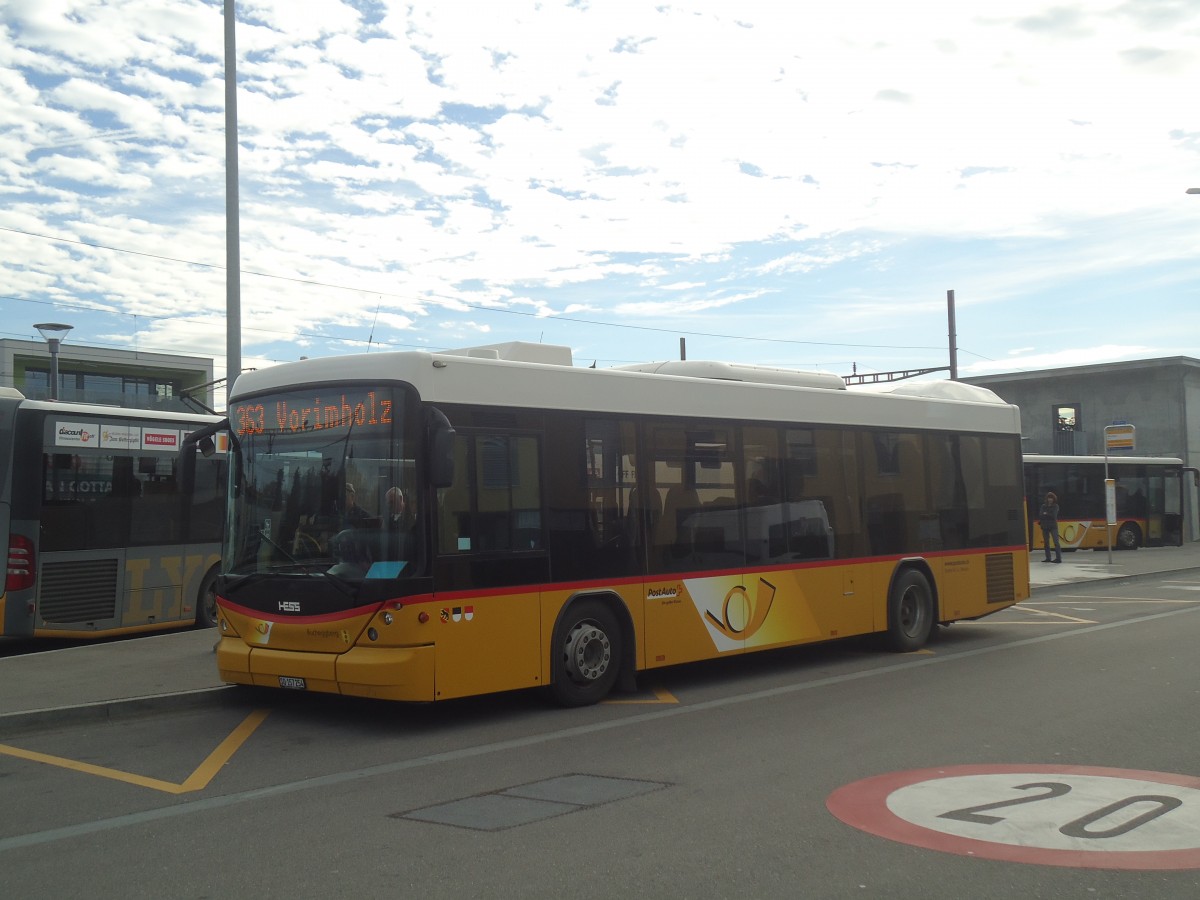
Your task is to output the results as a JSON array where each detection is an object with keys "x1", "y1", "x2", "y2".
[{"x1": 0, "y1": 0, "x2": 1198, "y2": 387}]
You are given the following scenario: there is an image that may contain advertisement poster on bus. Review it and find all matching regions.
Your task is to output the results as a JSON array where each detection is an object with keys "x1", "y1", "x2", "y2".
[
  {"x1": 141, "y1": 428, "x2": 180, "y2": 451},
  {"x1": 100, "y1": 425, "x2": 140, "y2": 449},
  {"x1": 53, "y1": 421, "x2": 98, "y2": 448}
]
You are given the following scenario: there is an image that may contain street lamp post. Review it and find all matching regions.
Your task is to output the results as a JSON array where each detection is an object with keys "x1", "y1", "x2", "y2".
[
  {"x1": 33, "y1": 323, "x2": 73, "y2": 400},
  {"x1": 224, "y1": 0, "x2": 242, "y2": 397}
]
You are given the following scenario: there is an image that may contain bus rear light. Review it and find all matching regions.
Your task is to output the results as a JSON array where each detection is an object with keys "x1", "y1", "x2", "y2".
[{"x1": 6, "y1": 535, "x2": 35, "y2": 592}]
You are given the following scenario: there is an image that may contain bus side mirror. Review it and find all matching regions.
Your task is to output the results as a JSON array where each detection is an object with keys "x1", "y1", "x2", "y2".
[
  {"x1": 199, "y1": 436, "x2": 216, "y2": 458},
  {"x1": 427, "y1": 408, "x2": 456, "y2": 489}
]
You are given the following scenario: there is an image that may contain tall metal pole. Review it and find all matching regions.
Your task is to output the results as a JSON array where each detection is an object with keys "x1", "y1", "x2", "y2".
[
  {"x1": 224, "y1": 0, "x2": 242, "y2": 401},
  {"x1": 1104, "y1": 438, "x2": 1112, "y2": 566},
  {"x1": 47, "y1": 339, "x2": 61, "y2": 400},
  {"x1": 946, "y1": 289, "x2": 958, "y2": 380}
]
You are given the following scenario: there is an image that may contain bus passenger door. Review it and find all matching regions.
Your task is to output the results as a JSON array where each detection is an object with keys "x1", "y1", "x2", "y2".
[
  {"x1": 432, "y1": 430, "x2": 547, "y2": 699},
  {"x1": 643, "y1": 425, "x2": 746, "y2": 665},
  {"x1": 1144, "y1": 468, "x2": 1179, "y2": 546}
]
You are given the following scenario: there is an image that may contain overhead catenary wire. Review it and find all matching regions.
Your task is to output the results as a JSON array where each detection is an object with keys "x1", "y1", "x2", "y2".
[{"x1": 0, "y1": 224, "x2": 986, "y2": 360}]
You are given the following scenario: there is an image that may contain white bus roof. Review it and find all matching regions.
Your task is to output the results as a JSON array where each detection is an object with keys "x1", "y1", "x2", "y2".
[
  {"x1": 1024, "y1": 454, "x2": 1183, "y2": 466},
  {"x1": 13, "y1": 397, "x2": 220, "y2": 425},
  {"x1": 231, "y1": 345, "x2": 1022, "y2": 435},
  {"x1": 435, "y1": 341, "x2": 574, "y2": 366},
  {"x1": 613, "y1": 359, "x2": 847, "y2": 391},
  {"x1": 863, "y1": 379, "x2": 1008, "y2": 404}
]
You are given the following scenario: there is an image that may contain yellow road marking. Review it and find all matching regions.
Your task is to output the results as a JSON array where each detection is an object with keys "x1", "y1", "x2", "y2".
[
  {"x1": 604, "y1": 685, "x2": 678, "y2": 705},
  {"x1": 0, "y1": 709, "x2": 269, "y2": 795}
]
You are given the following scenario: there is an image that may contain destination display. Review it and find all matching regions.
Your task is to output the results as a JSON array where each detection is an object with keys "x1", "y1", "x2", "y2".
[{"x1": 233, "y1": 389, "x2": 394, "y2": 438}]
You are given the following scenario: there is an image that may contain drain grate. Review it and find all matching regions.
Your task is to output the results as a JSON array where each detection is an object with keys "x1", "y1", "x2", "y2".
[{"x1": 392, "y1": 774, "x2": 671, "y2": 831}]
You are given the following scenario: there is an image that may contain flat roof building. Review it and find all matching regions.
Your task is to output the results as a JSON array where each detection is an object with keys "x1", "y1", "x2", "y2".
[
  {"x1": 0, "y1": 338, "x2": 215, "y2": 413},
  {"x1": 964, "y1": 357, "x2": 1200, "y2": 541},
  {"x1": 963, "y1": 356, "x2": 1200, "y2": 471}
]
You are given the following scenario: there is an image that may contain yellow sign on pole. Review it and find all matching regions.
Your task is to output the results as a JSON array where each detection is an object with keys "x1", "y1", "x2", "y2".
[{"x1": 1104, "y1": 424, "x2": 1135, "y2": 451}]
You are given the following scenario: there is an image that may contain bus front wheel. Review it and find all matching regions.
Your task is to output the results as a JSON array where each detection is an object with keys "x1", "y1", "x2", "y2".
[
  {"x1": 885, "y1": 569, "x2": 934, "y2": 653},
  {"x1": 550, "y1": 600, "x2": 621, "y2": 707}
]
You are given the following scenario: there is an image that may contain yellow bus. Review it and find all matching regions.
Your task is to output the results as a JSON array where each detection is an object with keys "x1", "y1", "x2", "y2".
[
  {"x1": 1023, "y1": 454, "x2": 1186, "y2": 552},
  {"x1": 1, "y1": 388, "x2": 226, "y2": 638},
  {"x1": 194, "y1": 344, "x2": 1029, "y2": 706}
]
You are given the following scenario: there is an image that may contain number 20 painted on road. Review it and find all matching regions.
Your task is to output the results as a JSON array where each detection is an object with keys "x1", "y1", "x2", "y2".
[
  {"x1": 827, "y1": 764, "x2": 1200, "y2": 870},
  {"x1": 939, "y1": 781, "x2": 1182, "y2": 839}
]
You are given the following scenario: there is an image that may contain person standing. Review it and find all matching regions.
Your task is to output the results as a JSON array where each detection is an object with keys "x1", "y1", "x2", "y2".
[{"x1": 1039, "y1": 491, "x2": 1062, "y2": 563}]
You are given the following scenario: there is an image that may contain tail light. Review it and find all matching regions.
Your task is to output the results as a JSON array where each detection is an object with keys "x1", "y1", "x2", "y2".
[{"x1": 6, "y1": 535, "x2": 35, "y2": 592}]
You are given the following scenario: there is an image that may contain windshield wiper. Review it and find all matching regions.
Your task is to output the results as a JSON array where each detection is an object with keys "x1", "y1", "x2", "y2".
[
  {"x1": 256, "y1": 530, "x2": 328, "y2": 575},
  {"x1": 221, "y1": 571, "x2": 272, "y2": 594},
  {"x1": 320, "y1": 568, "x2": 359, "y2": 598}
]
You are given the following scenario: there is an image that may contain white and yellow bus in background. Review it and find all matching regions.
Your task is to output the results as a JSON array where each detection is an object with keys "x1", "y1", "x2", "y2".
[
  {"x1": 1, "y1": 388, "x2": 225, "y2": 638},
  {"x1": 1023, "y1": 454, "x2": 1186, "y2": 552},
  {"x1": 195, "y1": 345, "x2": 1029, "y2": 707}
]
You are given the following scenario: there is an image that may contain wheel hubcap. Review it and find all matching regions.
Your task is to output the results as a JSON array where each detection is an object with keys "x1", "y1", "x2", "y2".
[
  {"x1": 563, "y1": 621, "x2": 611, "y2": 683},
  {"x1": 900, "y1": 588, "x2": 926, "y2": 636}
]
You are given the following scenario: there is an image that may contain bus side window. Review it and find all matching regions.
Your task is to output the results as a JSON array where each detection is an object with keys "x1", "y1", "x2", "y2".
[
  {"x1": 41, "y1": 452, "x2": 129, "y2": 551},
  {"x1": 189, "y1": 457, "x2": 227, "y2": 542},
  {"x1": 437, "y1": 433, "x2": 543, "y2": 554},
  {"x1": 130, "y1": 456, "x2": 180, "y2": 545},
  {"x1": 437, "y1": 434, "x2": 473, "y2": 554}
]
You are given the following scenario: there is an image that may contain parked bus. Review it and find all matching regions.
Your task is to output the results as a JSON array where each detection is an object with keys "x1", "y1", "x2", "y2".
[
  {"x1": 1023, "y1": 454, "x2": 1185, "y2": 552},
  {"x1": 1, "y1": 388, "x2": 225, "y2": 638},
  {"x1": 191, "y1": 344, "x2": 1029, "y2": 707}
]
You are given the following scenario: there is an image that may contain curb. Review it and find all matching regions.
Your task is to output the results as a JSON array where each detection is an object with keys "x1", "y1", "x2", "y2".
[
  {"x1": 0, "y1": 685, "x2": 236, "y2": 737},
  {"x1": 1029, "y1": 563, "x2": 1200, "y2": 593}
]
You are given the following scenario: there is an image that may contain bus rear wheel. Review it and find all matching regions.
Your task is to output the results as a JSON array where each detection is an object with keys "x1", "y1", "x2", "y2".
[
  {"x1": 195, "y1": 566, "x2": 220, "y2": 629},
  {"x1": 550, "y1": 600, "x2": 621, "y2": 707},
  {"x1": 1116, "y1": 523, "x2": 1141, "y2": 550},
  {"x1": 885, "y1": 569, "x2": 934, "y2": 653}
]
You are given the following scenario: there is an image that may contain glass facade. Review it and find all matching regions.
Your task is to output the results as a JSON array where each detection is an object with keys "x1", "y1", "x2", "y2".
[{"x1": 24, "y1": 366, "x2": 181, "y2": 405}]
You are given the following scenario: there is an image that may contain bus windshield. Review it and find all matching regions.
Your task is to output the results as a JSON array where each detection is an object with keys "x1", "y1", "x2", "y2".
[{"x1": 226, "y1": 386, "x2": 419, "y2": 583}]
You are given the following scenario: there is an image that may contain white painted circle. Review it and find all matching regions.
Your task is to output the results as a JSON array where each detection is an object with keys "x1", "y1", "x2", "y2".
[
  {"x1": 889, "y1": 773, "x2": 1200, "y2": 851},
  {"x1": 827, "y1": 765, "x2": 1200, "y2": 869}
]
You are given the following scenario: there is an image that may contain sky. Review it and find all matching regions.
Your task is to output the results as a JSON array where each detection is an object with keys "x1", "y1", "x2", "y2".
[{"x1": 2, "y1": 0, "x2": 1199, "y2": 407}]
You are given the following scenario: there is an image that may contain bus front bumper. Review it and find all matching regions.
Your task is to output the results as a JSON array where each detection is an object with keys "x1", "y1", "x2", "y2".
[{"x1": 217, "y1": 637, "x2": 436, "y2": 702}]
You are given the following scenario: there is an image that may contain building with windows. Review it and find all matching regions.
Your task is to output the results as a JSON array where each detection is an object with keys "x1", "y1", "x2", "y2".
[
  {"x1": 0, "y1": 338, "x2": 215, "y2": 412},
  {"x1": 963, "y1": 357, "x2": 1200, "y2": 468},
  {"x1": 964, "y1": 357, "x2": 1200, "y2": 540}
]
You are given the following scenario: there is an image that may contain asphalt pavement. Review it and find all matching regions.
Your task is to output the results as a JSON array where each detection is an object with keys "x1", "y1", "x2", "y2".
[{"x1": 4, "y1": 541, "x2": 1200, "y2": 732}]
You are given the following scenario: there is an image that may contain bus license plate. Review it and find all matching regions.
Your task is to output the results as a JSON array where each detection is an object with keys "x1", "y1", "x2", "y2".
[{"x1": 278, "y1": 676, "x2": 306, "y2": 690}]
